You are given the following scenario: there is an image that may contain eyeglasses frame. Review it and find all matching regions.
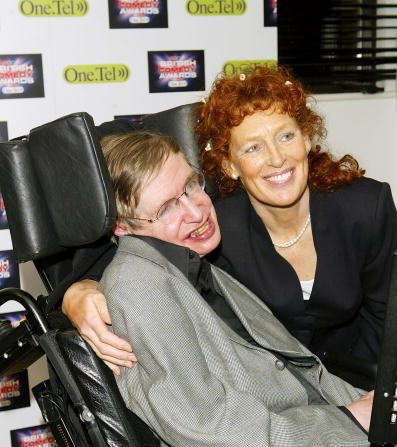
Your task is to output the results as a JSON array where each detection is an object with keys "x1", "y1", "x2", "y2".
[{"x1": 131, "y1": 170, "x2": 206, "y2": 224}]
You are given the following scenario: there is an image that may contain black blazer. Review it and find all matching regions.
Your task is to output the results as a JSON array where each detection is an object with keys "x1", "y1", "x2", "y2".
[{"x1": 209, "y1": 177, "x2": 397, "y2": 364}]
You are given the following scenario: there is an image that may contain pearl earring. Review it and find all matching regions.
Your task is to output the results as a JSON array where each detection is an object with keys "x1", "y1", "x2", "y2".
[{"x1": 231, "y1": 173, "x2": 239, "y2": 180}]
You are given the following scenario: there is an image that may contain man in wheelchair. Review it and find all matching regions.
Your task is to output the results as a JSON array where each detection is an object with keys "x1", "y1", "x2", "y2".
[{"x1": 65, "y1": 129, "x2": 372, "y2": 446}]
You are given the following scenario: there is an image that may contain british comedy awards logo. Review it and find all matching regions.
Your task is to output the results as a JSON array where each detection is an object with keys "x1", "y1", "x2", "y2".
[
  {"x1": 108, "y1": 0, "x2": 168, "y2": 28},
  {"x1": 264, "y1": 0, "x2": 277, "y2": 26},
  {"x1": 11, "y1": 424, "x2": 56, "y2": 447},
  {"x1": 0, "y1": 191, "x2": 8, "y2": 230},
  {"x1": 0, "y1": 251, "x2": 20, "y2": 288},
  {"x1": 0, "y1": 370, "x2": 30, "y2": 412},
  {"x1": 0, "y1": 54, "x2": 45, "y2": 99},
  {"x1": 148, "y1": 50, "x2": 205, "y2": 93},
  {"x1": 114, "y1": 114, "x2": 146, "y2": 126}
]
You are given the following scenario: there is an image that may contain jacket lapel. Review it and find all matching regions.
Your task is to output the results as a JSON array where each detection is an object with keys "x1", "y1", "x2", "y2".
[{"x1": 211, "y1": 265, "x2": 315, "y2": 358}]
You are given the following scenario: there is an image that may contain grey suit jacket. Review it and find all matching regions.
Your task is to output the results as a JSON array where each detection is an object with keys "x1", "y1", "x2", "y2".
[{"x1": 100, "y1": 236, "x2": 369, "y2": 447}]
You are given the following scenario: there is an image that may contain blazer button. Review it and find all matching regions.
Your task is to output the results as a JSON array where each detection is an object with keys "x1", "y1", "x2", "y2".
[{"x1": 275, "y1": 359, "x2": 286, "y2": 370}]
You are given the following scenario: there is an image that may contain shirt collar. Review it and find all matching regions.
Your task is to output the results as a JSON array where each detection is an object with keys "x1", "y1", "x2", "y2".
[{"x1": 135, "y1": 236, "x2": 203, "y2": 287}]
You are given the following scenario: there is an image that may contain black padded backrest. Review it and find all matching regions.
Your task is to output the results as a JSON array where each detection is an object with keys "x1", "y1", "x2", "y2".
[
  {"x1": 97, "y1": 103, "x2": 200, "y2": 168},
  {"x1": 0, "y1": 113, "x2": 116, "y2": 262},
  {"x1": 142, "y1": 102, "x2": 200, "y2": 167},
  {"x1": 0, "y1": 139, "x2": 56, "y2": 260}
]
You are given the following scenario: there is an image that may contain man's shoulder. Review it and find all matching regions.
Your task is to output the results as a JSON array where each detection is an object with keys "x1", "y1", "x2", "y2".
[
  {"x1": 104, "y1": 236, "x2": 188, "y2": 286},
  {"x1": 113, "y1": 236, "x2": 167, "y2": 268}
]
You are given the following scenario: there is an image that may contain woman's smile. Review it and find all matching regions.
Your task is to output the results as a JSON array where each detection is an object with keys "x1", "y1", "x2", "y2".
[{"x1": 263, "y1": 168, "x2": 294, "y2": 185}]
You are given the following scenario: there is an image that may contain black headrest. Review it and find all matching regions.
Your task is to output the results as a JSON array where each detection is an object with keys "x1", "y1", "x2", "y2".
[
  {"x1": 0, "y1": 113, "x2": 116, "y2": 262},
  {"x1": 97, "y1": 103, "x2": 201, "y2": 167},
  {"x1": 143, "y1": 102, "x2": 200, "y2": 168}
]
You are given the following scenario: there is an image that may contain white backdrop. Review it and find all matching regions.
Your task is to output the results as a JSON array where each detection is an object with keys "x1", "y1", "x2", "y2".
[{"x1": 317, "y1": 93, "x2": 397, "y2": 197}]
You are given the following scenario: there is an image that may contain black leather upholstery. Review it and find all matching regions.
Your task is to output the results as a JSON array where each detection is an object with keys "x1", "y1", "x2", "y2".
[
  {"x1": 97, "y1": 102, "x2": 200, "y2": 169},
  {"x1": 56, "y1": 329, "x2": 163, "y2": 447},
  {"x1": 0, "y1": 113, "x2": 116, "y2": 262},
  {"x1": 0, "y1": 139, "x2": 58, "y2": 261},
  {"x1": 143, "y1": 102, "x2": 200, "y2": 168}
]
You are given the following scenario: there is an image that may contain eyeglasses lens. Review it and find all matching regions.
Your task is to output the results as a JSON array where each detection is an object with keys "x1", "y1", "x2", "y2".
[{"x1": 156, "y1": 173, "x2": 205, "y2": 223}]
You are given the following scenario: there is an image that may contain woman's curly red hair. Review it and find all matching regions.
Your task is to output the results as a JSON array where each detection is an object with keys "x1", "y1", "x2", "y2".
[{"x1": 195, "y1": 65, "x2": 364, "y2": 196}]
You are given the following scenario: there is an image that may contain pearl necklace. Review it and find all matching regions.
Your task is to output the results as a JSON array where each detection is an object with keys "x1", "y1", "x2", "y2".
[{"x1": 272, "y1": 214, "x2": 311, "y2": 249}]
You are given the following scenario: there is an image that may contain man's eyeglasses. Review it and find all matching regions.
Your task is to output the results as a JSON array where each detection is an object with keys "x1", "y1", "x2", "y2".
[{"x1": 132, "y1": 172, "x2": 206, "y2": 224}]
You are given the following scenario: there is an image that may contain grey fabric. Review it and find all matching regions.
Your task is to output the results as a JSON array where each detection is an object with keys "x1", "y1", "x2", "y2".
[{"x1": 100, "y1": 237, "x2": 369, "y2": 447}]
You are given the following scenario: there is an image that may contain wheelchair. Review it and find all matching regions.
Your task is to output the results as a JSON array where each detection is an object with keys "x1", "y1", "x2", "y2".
[
  {"x1": 0, "y1": 106, "x2": 202, "y2": 447},
  {"x1": 0, "y1": 105, "x2": 396, "y2": 447}
]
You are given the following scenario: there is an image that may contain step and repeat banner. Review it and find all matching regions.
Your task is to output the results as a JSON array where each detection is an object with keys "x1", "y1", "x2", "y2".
[
  {"x1": 0, "y1": 1, "x2": 277, "y2": 446},
  {"x1": 1, "y1": 1, "x2": 277, "y2": 138}
]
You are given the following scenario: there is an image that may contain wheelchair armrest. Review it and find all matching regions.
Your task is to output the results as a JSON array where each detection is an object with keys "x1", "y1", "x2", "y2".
[
  {"x1": 0, "y1": 287, "x2": 48, "y2": 375},
  {"x1": 0, "y1": 319, "x2": 44, "y2": 375},
  {"x1": 55, "y1": 329, "x2": 161, "y2": 447}
]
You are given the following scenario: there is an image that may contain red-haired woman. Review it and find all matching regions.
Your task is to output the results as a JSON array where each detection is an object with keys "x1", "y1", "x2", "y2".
[{"x1": 196, "y1": 66, "x2": 397, "y2": 383}]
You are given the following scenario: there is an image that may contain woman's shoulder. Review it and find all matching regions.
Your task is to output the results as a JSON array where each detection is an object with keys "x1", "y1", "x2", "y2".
[
  {"x1": 312, "y1": 177, "x2": 395, "y2": 228},
  {"x1": 317, "y1": 176, "x2": 392, "y2": 203}
]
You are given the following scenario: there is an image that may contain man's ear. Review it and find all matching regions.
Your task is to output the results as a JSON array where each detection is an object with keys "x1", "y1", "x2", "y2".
[{"x1": 112, "y1": 221, "x2": 132, "y2": 236}]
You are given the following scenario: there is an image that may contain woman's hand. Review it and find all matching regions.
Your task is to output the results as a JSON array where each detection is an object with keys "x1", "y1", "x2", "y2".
[
  {"x1": 346, "y1": 390, "x2": 374, "y2": 432},
  {"x1": 62, "y1": 279, "x2": 137, "y2": 375}
]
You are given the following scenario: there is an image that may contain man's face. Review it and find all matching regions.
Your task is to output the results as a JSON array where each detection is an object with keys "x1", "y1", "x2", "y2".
[{"x1": 131, "y1": 152, "x2": 221, "y2": 257}]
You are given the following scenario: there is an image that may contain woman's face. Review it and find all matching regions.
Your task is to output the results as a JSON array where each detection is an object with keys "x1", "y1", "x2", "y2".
[{"x1": 227, "y1": 110, "x2": 311, "y2": 210}]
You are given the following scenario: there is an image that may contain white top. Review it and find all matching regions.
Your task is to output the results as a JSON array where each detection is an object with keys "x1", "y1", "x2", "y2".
[{"x1": 300, "y1": 279, "x2": 314, "y2": 301}]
